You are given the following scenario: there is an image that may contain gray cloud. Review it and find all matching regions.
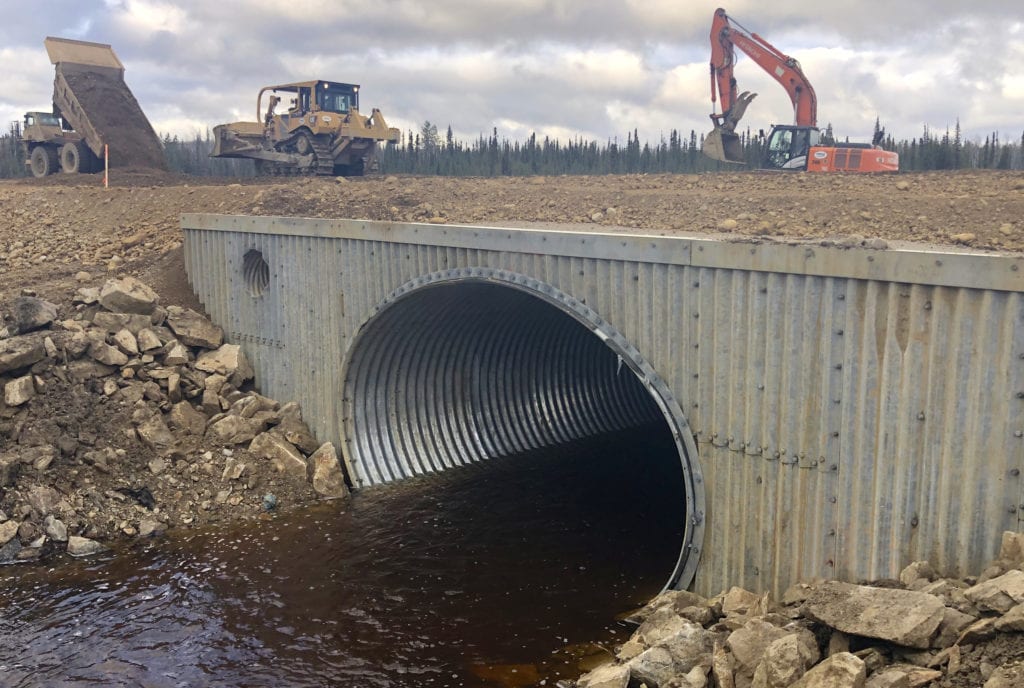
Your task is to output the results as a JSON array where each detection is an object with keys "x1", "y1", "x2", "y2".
[{"x1": 1, "y1": 1, "x2": 1020, "y2": 148}]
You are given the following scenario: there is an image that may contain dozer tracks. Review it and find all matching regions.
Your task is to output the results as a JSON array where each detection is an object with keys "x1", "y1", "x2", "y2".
[{"x1": 309, "y1": 136, "x2": 334, "y2": 176}]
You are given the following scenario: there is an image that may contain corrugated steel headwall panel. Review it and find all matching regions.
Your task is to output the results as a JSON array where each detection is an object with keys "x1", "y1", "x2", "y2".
[{"x1": 182, "y1": 215, "x2": 1024, "y2": 597}]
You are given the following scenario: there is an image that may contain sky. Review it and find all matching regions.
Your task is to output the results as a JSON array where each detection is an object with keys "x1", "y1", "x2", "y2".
[{"x1": 1, "y1": 0, "x2": 1021, "y2": 148}]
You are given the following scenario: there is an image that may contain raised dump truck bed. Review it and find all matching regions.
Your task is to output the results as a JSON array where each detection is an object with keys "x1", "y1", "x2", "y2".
[{"x1": 44, "y1": 37, "x2": 166, "y2": 172}]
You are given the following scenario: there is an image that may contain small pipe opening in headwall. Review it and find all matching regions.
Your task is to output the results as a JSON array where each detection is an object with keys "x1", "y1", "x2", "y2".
[{"x1": 344, "y1": 281, "x2": 666, "y2": 486}]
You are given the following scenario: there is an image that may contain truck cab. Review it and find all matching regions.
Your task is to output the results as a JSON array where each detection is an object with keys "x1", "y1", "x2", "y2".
[{"x1": 22, "y1": 111, "x2": 66, "y2": 143}]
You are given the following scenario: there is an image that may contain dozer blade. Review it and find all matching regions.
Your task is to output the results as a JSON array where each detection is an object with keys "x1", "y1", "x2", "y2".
[{"x1": 702, "y1": 126, "x2": 746, "y2": 164}]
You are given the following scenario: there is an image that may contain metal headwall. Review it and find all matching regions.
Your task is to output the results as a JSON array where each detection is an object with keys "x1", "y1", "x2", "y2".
[{"x1": 182, "y1": 213, "x2": 1024, "y2": 597}]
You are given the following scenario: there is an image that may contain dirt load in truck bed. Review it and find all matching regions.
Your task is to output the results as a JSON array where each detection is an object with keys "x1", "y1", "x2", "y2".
[
  {"x1": 59, "y1": 64, "x2": 166, "y2": 170},
  {"x1": 0, "y1": 170, "x2": 1021, "y2": 307}
]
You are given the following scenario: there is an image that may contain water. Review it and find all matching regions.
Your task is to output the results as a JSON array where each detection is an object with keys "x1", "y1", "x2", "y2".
[{"x1": 0, "y1": 426, "x2": 685, "y2": 687}]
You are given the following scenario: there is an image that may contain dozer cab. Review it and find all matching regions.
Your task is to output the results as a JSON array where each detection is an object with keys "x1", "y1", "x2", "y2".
[{"x1": 211, "y1": 80, "x2": 401, "y2": 176}]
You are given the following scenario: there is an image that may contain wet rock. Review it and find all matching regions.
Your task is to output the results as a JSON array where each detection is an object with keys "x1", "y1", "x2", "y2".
[
  {"x1": 802, "y1": 582, "x2": 945, "y2": 649},
  {"x1": 250, "y1": 432, "x2": 307, "y2": 480},
  {"x1": 66, "y1": 535, "x2": 107, "y2": 557},
  {"x1": 138, "y1": 518, "x2": 167, "y2": 538},
  {"x1": 789, "y1": 652, "x2": 865, "y2": 688},
  {"x1": 43, "y1": 515, "x2": 68, "y2": 542},
  {"x1": 12, "y1": 296, "x2": 58, "y2": 333},
  {"x1": 964, "y1": 570, "x2": 1024, "y2": 613},
  {"x1": 209, "y1": 415, "x2": 258, "y2": 445},
  {"x1": 311, "y1": 443, "x2": 348, "y2": 498},
  {"x1": 165, "y1": 307, "x2": 224, "y2": 349},
  {"x1": 98, "y1": 276, "x2": 159, "y2": 315},
  {"x1": 0, "y1": 336, "x2": 46, "y2": 374},
  {"x1": 0, "y1": 519, "x2": 19, "y2": 546},
  {"x1": 577, "y1": 663, "x2": 630, "y2": 688}
]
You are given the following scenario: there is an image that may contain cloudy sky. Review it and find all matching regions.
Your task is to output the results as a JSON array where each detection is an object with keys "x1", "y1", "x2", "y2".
[{"x1": 2, "y1": 0, "x2": 1021, "y2": 148}]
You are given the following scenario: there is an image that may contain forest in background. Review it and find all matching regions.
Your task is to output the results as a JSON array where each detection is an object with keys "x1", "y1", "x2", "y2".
[{"x1": 1, "y1": 119, "x2": 1021, "y2": 179}]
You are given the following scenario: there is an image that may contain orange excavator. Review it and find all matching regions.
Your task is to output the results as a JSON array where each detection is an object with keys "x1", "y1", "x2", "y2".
[{"x1": 703, "y1": 7, "x2": 898, "y2": 172}]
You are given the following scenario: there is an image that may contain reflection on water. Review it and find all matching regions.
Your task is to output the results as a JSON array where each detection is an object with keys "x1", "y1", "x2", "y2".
[{"x1": 0, "y1": 425, "x2": 684, "y2": 687}]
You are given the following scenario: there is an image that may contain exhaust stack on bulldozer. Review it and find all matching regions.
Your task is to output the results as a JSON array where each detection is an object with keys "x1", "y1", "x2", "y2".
[{"x1": 210, "y1": 80, "x2": 400, "y2": 177}]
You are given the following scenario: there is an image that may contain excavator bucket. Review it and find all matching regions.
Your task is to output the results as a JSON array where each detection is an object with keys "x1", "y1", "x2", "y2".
[{"x1": 702, "y1": 126, "x2": 746, "y2": 164}]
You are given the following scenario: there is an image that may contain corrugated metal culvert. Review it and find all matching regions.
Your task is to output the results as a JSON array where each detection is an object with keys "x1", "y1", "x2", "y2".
[{"x1": 183, "y1": 214, "x2": 1024, "y2": 597}]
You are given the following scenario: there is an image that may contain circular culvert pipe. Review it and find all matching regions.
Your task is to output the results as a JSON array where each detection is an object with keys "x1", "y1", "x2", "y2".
[{"x1": 342, "y1": 268, "x2": 705, "y2": 589}]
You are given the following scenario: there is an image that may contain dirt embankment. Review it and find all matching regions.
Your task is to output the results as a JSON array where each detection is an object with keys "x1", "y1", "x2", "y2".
[{"x1": 0, "y1": 170, "x2": 1021, "y2": 304}]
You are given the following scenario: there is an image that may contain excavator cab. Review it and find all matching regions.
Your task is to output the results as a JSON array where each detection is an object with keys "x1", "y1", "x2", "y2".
[{"x1": 763, "y1": 125, "x2": 818, "y2": 170}]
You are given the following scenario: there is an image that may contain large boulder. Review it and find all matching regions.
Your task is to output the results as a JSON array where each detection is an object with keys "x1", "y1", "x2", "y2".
[
  {"x1": 801, "y1": 582, "x2": 945, "y2": 649},
  {"x1": 196, "y1": 344, "x2": 253, "y2": 386},
  {"x1": 209, "y1": 415, "x2": 259, "y2": 445},
  {"x1": 0, "y1": 335, "x2": 46, "y2": 374},
  {"x1": 964, "y1": 570, "x2": 1024, "y2": 613},
  {"x1": 66, "y1": 536, "x2": 107, "y2": 557},
  {"x1": 789, "y1": 652, "x2": 865, "y2": 688},
  {"x1": 98, "y1": 277, "x2": 158, "y2": 315},
  {"x1": 166, "y1": 306, "x2": 224, "y2": 349},
  {"x1": 249, "y1": 432, "x2": 307, "y2": 480},
  {"x1": 12, "y1": 296, "x2": 58, "y2": 333},
  {"x1": 311, "y1": 443, "x2": 348, "y2": 498}
]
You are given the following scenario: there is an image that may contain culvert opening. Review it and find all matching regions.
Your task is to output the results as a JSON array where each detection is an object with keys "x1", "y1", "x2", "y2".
[{"x1": 344, "y1": 276, "x2": 702, "y2": 590}]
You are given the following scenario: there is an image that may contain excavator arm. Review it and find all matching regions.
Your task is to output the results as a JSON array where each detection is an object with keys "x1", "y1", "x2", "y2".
[{"x1": 709, "y1": 7, "x2": 817, "y2": 131}]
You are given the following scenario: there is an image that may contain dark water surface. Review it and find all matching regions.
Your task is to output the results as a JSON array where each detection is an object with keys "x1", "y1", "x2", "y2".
[{"x1": 0, "y1": 426, "x2": 684, "y2": 687}]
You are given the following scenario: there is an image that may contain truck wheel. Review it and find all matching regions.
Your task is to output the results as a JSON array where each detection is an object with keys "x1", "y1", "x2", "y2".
[
  {"x1": 61, "y1": 141, "x2": 95, "y2": 174},
  {"x1": 30, "y1": 146, "x2": 58, "y2": 177}
]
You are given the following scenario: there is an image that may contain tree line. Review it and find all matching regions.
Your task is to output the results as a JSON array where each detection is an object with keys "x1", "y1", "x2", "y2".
[{"x1": 0, "y1": 119, "x2": 1020, "y2": 179}]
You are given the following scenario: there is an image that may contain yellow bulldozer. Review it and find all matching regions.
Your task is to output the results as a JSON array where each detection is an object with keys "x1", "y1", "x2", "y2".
[{"x1": 211, "y1": 80, "x2": 400, "y2": 176}]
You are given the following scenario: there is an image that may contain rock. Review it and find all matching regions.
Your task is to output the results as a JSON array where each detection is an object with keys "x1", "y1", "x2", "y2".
[
  {"x1": 626, "y1": 646, "x2": 675, "y2": 688},
  {"x1": 92, "y1": 311, "x2": 152, "y2": 334},
  {"x1": 168, "y1": 401, "x2": 208, "y2": 436},
  {"x1": 802, "y1": 582, "x2": 945, "y2": 649},
  {"x1": 865, "y1": 237, "x2": 889, "y2": 250},
  {"x1": 718, "y1": 218, "x2": 739, "y2": 231},
  {"x1": 138, "y1": 519, "x2": 167, "y2": 538},
  {"x1": 895, "y1": 180, "x2": 910, "y2": 191},
  {"x1": 964, "y1": 570, "x2": 1024, "y2": 612},
  {"x1": 222, "y1": 457, "x2": 247, "y2": 481},
  {"x1": 165, "y1": 307, "x2": 224, "y2": 349},
  {"x1": 722, "y1": 586, "x2": 763, "y2": 617},
  {"x1": 933, "y1": 607, "x2": 977, "y2": 648},
  {"x1": 865, "y1": 669, "x2": 910, "y2": 688},
  {"x1": 274, "y1": 417, "x2": 320, "y2": 454},
  {"x1": 782, "y1": 582, "x2": 817, "y2": 606},
  {"x1": 789, "y1": 652, "x2": 865, "y2": 688},
  {"x1": 209, "y1": 415, "x2": 258, "y2": 445},
  {"x1": 67, "y1": 359, "x2": 117, "y2": 381},
  {"x1": 994, "y1": 602, "x2": 1024, "y2": 632},
  {"x1": 899, "y1": 561, "x2": 937, "y2": 587},
  {"x1": 985, "y1": 662, "x2": 1024, "y2": 688},
  {"x1": 137, "y1": 415, "x2": 175, "y2": 452},
  {"x1": 195, "y1": 344, "x2": 253, "y2": 386},
  {"x1": 950, "y1": 232, "x2": 976, "y2": 244},
  {"x1": 727, "y1": 619, "x2": 791, "y2": 680},
  {"x1": 249, "y1": 432, "x2": 307, "y2": 480},
  {"x1": 0, "y1": 452, "x2": 21, "y2": 487},
  {"x1": 43, "y1": 515, "x2": 68, "y2": 542},
  {"x1": 4, "y1": 374, "x2": 35, "y2": 406},
  {"x1": 27, "y1": 486, "x2": 61, "y2": 516},
  {"x1": 0, "y1": 519, "x2": 19, "y2": 546},
  {"x1": 998, "y1": 531, "x2": 1024, "y2": 567},
  {"x1": 12, "y1": 296, "x2": 58, "y2": 333},
  {"x1": 752, "y1": 634, "x2": 816, "y2": 688},
  {"x1": 0, "y1": 335, "x2": 46, "y2": 374},
  {"x1": 66, "y1": 535, "x2": 107, "y2": 557},
  {"x1": 958, "y1": 617, "x2": 997, "y2": 644},
  {"x1": 311, "y1": 443, "x2": 348, "y2": 498},
  {"x1": 112, "y1": 328, "x2": 139, "y2": 356},
  {"x1": 98, "y1": 276, "x2": 158, "y2": 314},
  {"x1": 148, "y1": 457, "x2": 167, "y2": 475},
  {"x1": 136, "y1": 327, "x2": 163, "y2": 352},
  {"x1": 163, "y1": 341, "x2": 190, "y2": 366},
  {"x1": 577, "y1": 663, "x2": 630, "y2": 688},
  {"x1": 88, "y1": 340, "x2": 129, "y2": 367},
  {"x1": 74, "y1": 271, "x2": 92, "y2": 283}
]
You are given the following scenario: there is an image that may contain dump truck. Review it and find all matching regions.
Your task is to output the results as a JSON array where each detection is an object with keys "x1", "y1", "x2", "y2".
[
  {"x1": 210, "y1": 81, "x2": 401, "y2": 176},
  {"x1": 20, "y1": 37, "x2": 167, "y2": 178}
]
